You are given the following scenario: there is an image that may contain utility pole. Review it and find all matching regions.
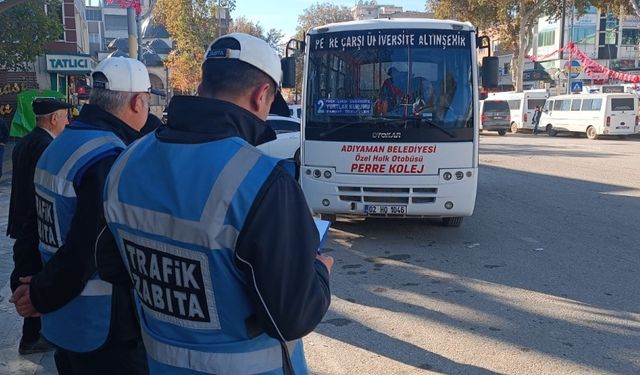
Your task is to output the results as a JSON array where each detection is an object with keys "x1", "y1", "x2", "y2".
[
  {"x1": 567, "y1": 0, "x2": 575, "y2": 94},
  {"x1": 559, "y1": 0, "x2": 566, "y2": 60},
  {"x1": 127, "y1": 7, "x2": 138, "y2": 59}
]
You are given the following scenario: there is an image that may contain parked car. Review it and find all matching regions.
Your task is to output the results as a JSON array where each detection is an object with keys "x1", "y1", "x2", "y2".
[
  {"x1": 479, "y1": 99, "x2": 511, "y2": 135},
  {"x1": 258, "y1": 115, "x2": 300, "y2": 159},
  {"x1": 288, "y1": 104, "x2": 302, "y2": 120}
]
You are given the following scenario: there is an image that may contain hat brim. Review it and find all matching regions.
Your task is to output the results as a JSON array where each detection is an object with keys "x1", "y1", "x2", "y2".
[
  {"x1": 150, "y1": 88, "x2": 167, "y2": 97},
  {"x1": 269, "y1": 91, "x2": 289, "y2": 117}
]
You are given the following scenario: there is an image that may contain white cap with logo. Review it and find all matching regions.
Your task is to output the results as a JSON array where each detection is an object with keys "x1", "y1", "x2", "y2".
[
  {"x1": 204, "y1": 33, "x2": 282, "y2": 86},
  {"x1": 92, "y1": 57, "x2": 151, "y2": 93}
]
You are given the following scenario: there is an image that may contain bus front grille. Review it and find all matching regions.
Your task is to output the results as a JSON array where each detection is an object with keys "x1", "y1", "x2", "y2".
[{"x1": 337, "y1": 186, "x2": 438, "y2": 204}]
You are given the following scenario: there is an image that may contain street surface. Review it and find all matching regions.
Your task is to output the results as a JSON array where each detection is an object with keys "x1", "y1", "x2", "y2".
[{"x1": 0, "y1": 133, "x2": 639, "y2": 374}]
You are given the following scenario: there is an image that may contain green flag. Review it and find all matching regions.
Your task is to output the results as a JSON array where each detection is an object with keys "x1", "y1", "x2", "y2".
[{"x1": 11, "y1": 89, "x2": 66, "y2": 138}]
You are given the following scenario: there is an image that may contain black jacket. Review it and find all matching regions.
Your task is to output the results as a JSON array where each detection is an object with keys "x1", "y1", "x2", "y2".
[
  {"x1": 99, "y1": 96, "x2": 331, "y2": 342},
  {"x1": 8, "y1": 127, "x2": 53, "y2": 290},
  {"x1": 29, "y1": 104, "x2": 142, "y2": 344}
]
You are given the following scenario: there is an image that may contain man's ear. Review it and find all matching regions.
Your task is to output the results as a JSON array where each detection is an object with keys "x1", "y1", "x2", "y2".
[
  {"x1": 132, "y1": 93, "x2": 145, "y2": 113},
  {"x1": 249, "y1": 83, "x2": 271, "y2": 112}
]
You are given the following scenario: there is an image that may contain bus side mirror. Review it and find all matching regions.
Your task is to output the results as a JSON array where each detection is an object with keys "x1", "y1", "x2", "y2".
[
  {"x1": 482, "y1": 56, "x2": 499, "y2": 89},
  {"x1": 282, "y1": 57, "x2": 296, "y2": 89}
]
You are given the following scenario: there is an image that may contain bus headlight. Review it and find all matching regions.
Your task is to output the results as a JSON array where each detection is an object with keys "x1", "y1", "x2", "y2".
[
  {"x1": 313, "y1": 169, "x2": 321, "y2": 178},
  {"x1": 324, "y1": 171, "x2": 332, "y2": 179},
  {"x1": 455, "y1": 171, "x2": 464, "y2": 180},
  {"x1": 443, "y1": 172, "x2": 452, "y2": 181},
  {"x1": 445, "y1": 201, "x2": 454, "y2": 209}
]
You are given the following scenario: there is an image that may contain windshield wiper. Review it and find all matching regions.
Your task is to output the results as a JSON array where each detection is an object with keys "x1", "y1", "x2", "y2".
[
  {"x1": 419, "y1": 118, "x2": 456, "y2": 138},
  {"x1": 318, "y1": 118, "x2": 410, "y2": 138}
]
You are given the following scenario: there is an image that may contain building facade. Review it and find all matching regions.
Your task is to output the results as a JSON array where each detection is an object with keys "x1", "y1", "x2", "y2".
[
  {"x1": 495, "y1": 7, "x2": 640, "y2": 91},
  {"x1": 351, "y1": 2, "x2": 403, "y2": 20}
]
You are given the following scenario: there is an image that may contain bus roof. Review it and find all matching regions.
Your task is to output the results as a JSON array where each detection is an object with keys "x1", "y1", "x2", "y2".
[{"x1": 307, "y1": 18, "x2": 475, "y2": 34}]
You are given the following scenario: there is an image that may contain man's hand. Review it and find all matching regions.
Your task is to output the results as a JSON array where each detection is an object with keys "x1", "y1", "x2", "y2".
[
  {"x1": 10, "y1": 276, "x2": 41, "y2": 317},
  {"x1": 316, "y1": 254, "x2": 334, "y2": 273}
]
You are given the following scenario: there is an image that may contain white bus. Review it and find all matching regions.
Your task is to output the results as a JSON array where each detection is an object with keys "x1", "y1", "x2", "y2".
[
  {"x1": 541, "y1": 93, "x2": 639, "y2": 139},
  {"x1": 487, "y1": 90, "x2": 548, "y2": 133},
  {"x1": 297, "y1": 19, "x2": 497, "y2": 226}
]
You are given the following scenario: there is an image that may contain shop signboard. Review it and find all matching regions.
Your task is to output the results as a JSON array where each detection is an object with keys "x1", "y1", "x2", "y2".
[{"x1": 45, "y1": 54, "x2": 95, "y2": 73}]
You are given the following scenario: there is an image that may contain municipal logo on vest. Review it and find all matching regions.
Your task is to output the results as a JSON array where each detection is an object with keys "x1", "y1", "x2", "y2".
[
  {"x1": 35, "y1": 192, "x2": 60, "y2": 248},
  {"x1": 121, "y1": 236, "x2": 220, "y2": 329}
]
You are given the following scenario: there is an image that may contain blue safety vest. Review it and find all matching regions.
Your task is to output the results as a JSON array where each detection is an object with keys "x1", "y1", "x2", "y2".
[
  {"x1": 33, "y1": 125, "x2": 124, "y2": 352},
  {"x1": 104, "y1": 135, "x2": 308, "y2": 375}
]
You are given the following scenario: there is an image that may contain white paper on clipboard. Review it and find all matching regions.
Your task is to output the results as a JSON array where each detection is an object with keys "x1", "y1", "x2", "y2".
[{"x1": 314, "y1": 219, "x2": 331, "y2": 250}]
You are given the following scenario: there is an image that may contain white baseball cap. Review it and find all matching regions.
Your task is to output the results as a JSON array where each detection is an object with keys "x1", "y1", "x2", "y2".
[
  {"x1": 92, "y1": 57, "x2": 151, "y2": 93},
  {"x1": 204, "y1": 33, "x2": 282, "y2": 86}
]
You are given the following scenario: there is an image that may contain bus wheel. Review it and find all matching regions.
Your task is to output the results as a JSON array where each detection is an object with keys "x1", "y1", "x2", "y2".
[
  {"x1": 586, "y1": 126, "x2": 598, "y2": 140},
  {"x1": 498, "y1": 130, "x2": 506, "y2": 136},
  {"x1": 442, "y1": 217, "x2": 463, "y2": 227},
  {"x1": 510, "y1": 123, "x2": 518, "y2": 133}
]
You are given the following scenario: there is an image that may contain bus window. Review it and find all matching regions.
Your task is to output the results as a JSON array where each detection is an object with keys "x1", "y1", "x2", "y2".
[
  {"x1": 590, "y1": 98, "x2": 602, "y2": 110},
  {"x1": 560, "y1": 100, "x2": 571, "y2": 111},
  {"x1": 528, "y1": 99, "x2": 546, "y2": 109},
  {"x1": 507, "y1": 100, "x2": 521, "y2": 110},
  {"x1": 553, "y1": 100, "x2": 564, "y2": 111},
  {"x1": 582, "y1": 99, "x2": 592, "y2": 110},
  {"x1": 571, "y1": 99, "x2": 582, "y2": 111},
  {"x1": 544, "y1": 100, "x2": 553, "y2": 111},
  {"x1": 611, "y1": 98, "x2": 634, "y2": 111}
]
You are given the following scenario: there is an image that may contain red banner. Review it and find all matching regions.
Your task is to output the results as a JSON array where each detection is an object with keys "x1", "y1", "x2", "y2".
[
  {"x1": 106, "y1": 0, "x2": 142, "y2": 15},
  {"x1": 526, "y1": 43, "x2": 640, "y2": 83}
]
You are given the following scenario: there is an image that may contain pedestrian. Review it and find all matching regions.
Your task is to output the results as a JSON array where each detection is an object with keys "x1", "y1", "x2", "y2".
[
  {"x1": 0, "y1": 116, "x2": 9, "y2": 178},
  {"x1": 532, "y1": 105, "x2": 542, "y2": 135},
  {"x1": 102, "y1": 33, "x2": 333, "y2": 374},
  {"x1": 7, "y1": 99, "x2": 71, "y2": 355},
  {"x1": 10, "y1": 57, "x2": 150, "y2": 375}
]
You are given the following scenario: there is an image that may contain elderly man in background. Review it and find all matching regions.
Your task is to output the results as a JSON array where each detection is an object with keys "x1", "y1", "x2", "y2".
[{"x1": 7, "y1": 98, "x2": 71, "y2": 355}]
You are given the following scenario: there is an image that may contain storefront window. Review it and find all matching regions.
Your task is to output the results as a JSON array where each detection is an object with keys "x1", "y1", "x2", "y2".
[{"x1": 621, "y1": 29, "x2": 640, "y2": 45}]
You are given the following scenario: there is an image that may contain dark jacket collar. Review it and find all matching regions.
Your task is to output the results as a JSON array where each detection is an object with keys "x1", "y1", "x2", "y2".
[
  {"x1": 71, "y1": 104, "x2": 140, "y2": 145},
  {"x1": 157, "y1": 96, "x2": 276, "y2": 146}
]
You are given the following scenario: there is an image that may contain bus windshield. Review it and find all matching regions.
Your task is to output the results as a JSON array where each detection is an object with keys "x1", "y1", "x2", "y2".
[{"x1": 305, "y1": 29, "x2": 475, "y2": 142}]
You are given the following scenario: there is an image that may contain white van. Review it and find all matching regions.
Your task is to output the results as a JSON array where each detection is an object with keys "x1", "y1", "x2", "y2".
[
  {"x1": 487, "y1": 90, "x2": 548, "y2": 133},
  {"x1": 541, "y1": 93, "x2": 638, "y2": 139}
]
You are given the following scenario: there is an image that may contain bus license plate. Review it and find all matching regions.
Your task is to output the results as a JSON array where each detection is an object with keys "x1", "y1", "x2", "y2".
[{"x1": 365, "y1": 205, "x2": 407, "y2": 215}]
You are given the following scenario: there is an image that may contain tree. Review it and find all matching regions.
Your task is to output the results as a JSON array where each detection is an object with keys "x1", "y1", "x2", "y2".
[
  {"x1": 292, "y1": 2, "x2": 353, "y2": 98},
  {"x1": 229, "y1": 16, "x2": 264, "y2": 38},
  {"x1": 154, "y1": 0, "x2": 235, "y2": 93},
  {"x1": 0, "y1": 0, "x2": 62, "y2": 71},
  {"x1": 228, "y1": 16, "x2": 284, "y2": 52},
  {"x1": 427, "y1": 0, "x2": 634, "y2": 91}
]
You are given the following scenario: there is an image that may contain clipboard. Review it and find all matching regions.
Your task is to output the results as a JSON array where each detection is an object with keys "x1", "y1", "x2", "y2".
[{"x1": 314, "y1": 219, "x2": 331, "y2": 252}]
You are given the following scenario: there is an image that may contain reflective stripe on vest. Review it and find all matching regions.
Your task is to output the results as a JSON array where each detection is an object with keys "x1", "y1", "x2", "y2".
[
  {"x1": 142, "y1": 329, "x2": 298, "y2": 375},
  {"x1": 105, "y1": 143, "x2": 261, "y2": 249},
  {"x1": 35, "y1": 135, "x2": 124, "y2": 198}
]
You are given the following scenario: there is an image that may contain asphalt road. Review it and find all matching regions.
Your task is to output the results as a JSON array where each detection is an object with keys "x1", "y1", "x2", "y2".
[
  {"x1": 0, "y1": 133, "x2": 639, "y2": 374},
  {"x1": 305, "y1": 133, "x2": 640, "y2": 375}
]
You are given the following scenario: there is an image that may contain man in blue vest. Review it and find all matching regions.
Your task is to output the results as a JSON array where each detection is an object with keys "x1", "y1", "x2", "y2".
[
  {"x1": 102, "y1": 33, "x2": 333, "y2": 374},
  {"x1": 10, "y1": 57, "x2": 150, "y2": 374}
]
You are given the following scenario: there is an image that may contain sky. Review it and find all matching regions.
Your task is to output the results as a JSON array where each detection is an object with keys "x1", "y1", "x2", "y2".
[{"x1": 233, "y1": 0, "x2": 428, "y2": 38}]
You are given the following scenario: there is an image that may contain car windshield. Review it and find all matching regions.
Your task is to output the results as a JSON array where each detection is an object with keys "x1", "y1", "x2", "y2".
[
  {"x1": 305, "y1": 28, "x2": 475, "y2": 142},
  {"x1": 266, "y1": 118, "x2": 300, "y2": 134}
]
